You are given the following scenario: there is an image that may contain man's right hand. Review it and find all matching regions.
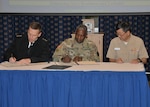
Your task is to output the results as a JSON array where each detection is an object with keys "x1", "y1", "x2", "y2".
[
  {"x1": 9, "y1": 57, "x2": 16, "y2": 63},
  {"x1": 61, "y1": 55, "x2": 72, "y2": 63},
  {"x1": 116, "y1": 58, "x2": 124, "y2": 63}
]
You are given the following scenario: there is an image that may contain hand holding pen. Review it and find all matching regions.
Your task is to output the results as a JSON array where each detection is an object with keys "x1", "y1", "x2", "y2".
[
  {"x1": 73, "y1": 56, "x2": 82, "y2": 62},
  {"x1": 61, "y1": 55, "x2": 72, "y2": 63},
  {"x1": 9, "y1": 54, "x2": 16, "y2": 63},
  {"x1": 116, "y1": 58, "x2": 123, "y2": 63}
]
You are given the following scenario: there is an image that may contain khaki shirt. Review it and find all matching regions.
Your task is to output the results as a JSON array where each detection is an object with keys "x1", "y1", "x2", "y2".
[
  {"x1": 106, "y1": 34, "x2": 149, "y2": 62},
  {"x1": 53, "y1": 38, "x2": 99, "y2": 62}
]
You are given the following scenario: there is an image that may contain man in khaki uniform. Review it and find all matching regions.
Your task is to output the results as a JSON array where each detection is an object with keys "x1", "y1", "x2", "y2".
[
  {"x1": 52, "y1": 24, "x2": 99, "y2": 63},
  {"x1": 106, "y1": 21, "x2": 149, "y2": 64}
]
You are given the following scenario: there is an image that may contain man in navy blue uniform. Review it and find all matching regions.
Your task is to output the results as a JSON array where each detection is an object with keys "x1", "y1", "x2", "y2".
[{"x1": 4, "y1": 22, "x2": 50, "y2": 64}]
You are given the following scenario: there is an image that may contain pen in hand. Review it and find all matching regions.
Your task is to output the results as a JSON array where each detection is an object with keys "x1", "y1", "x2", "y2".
[
  {"x1": 75, "y1": 61, "x2": 79, "y2": 65},
  {"x1": 9, "y1": 53, "x2": 16, "y2": 63}
]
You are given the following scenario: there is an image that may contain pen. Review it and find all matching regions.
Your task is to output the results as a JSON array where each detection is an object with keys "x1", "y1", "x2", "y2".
[
  {"x1": 75, "y1": 61, "x2": 79, "y2": 65},
  {"x1": 11, "y1": 53, "x2": 14, "y2": 57}
]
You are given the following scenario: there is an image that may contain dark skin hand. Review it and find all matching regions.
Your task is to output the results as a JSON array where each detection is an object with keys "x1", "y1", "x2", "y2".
[
  {"x1": 73, "y1": 56, "x2": 82, "y2": 62},
  {"x1": 61, "y1": 55, "x2": 72, "y2": 63},
  {"x1": 61, "y1": 55, "x2": 82, "y2": 63}
]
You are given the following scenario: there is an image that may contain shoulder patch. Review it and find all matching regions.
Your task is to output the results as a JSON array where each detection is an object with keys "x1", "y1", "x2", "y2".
[
  {"x1": 16, "y1": 34, "x2": 23, "y2": 38},
  {"x1": 42, "y1": 38, "x2": 48, "y2": 42}
]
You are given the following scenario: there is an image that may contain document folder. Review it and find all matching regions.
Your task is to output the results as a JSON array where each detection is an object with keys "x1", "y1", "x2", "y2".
[{"x1": 43, "y1": 65, "x2": 71, "y2": 69}]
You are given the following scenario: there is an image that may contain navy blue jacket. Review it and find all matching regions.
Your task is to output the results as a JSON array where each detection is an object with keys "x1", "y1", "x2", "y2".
[{"x1": 4, "y1": 34, "x2": 50, "y2": 63}]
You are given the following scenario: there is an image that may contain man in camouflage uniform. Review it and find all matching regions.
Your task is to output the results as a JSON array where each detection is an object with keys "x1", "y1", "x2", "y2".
[{"x1": 52, "y1": 24, "x2": 99, "y2": 63}]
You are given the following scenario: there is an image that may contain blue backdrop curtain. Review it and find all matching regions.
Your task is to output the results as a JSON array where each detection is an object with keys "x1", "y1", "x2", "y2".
[
  {"x1": 0, "y1": 15, "x2": 82, "y2": 61},
  {"x1": 0, "y1": 14, "x2": 150, "y2": 71}
]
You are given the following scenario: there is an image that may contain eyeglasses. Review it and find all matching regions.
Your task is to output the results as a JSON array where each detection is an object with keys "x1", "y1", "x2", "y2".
[{"x1": 116, "y1": 32, "x2": 126, "y2": 37}]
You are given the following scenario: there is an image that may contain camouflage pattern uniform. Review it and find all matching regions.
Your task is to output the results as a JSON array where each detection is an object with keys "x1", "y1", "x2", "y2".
[{"x1": 52, "y1": 38, "x2": 100, "y2": 62}]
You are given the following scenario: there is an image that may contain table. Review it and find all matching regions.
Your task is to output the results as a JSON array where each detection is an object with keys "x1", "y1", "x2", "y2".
[{"x1": 0, "y1": 62, "x2": 150, "y2": 107}]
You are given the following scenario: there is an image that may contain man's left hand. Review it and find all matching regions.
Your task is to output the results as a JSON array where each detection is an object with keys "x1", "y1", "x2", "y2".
[
  {"x1": 73, "y1": 56, "x2": 82, "y2": 62},
  {"x1": 16, "y1": 58, "x2": 31, "y2": 65}
]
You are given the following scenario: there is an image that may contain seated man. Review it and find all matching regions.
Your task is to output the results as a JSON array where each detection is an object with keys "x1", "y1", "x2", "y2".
[
  {"x1": 52, "y1": 24, "x2": 99, "y2": 63},
  {"x1": 4, "y1": 22, "x2": 50, "y2": 64},
  {"x1": 106, "y1": 21, "x2": 149, "y2": 64}
]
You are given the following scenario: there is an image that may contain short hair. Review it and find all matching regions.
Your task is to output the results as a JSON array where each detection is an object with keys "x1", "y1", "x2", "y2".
[
  {"x1": 75, "y1": 24, "x2": 87, "y2": 36},
  {"x1": 29, "y1": 22, "x2": 42, "y2": 32},
  {"x1": 116, "y1": 21, "x2": 131, "y2": 32}
]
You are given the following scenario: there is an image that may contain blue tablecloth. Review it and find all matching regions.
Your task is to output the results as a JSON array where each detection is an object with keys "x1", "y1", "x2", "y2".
[{"x1": 0, "y1": 70, "x2": 150, "y2": 107}]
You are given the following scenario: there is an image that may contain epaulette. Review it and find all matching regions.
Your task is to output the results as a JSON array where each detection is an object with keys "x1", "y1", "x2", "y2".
[
  {"x1": 16, "y1": 34, "x2": 23, "y2": 38},
  {"x1": 42, "y1": 38, "x2": 48, "y2": 42}
]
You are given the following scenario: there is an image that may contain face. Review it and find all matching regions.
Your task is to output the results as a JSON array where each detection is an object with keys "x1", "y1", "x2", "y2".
[
  {"x1": 75, "y1": 29, "x2": 86, "y2": 43},
  {"x1": 27, "y1": 27, "x2": 41, "y2": 42},
  {"x1": 116, "y1": 28, "x2": 130, "y2": 41}
]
